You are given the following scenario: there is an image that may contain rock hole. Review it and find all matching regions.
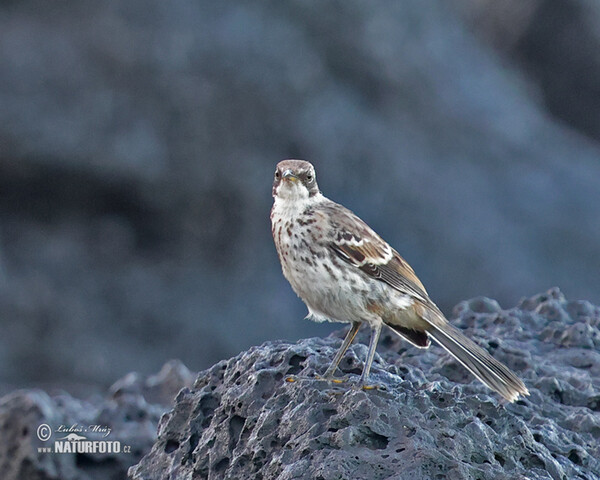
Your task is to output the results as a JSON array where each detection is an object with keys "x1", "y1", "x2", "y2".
[
  {"x1": 533, "y1": 433, "x2": 542, "y2": 443},
  {"x1": 494, "y1": 453, "x2": 505, "y2": 466},
  {"x1": 322, "y1": 407, "x2": 337, "y2": 419},
  {"x1": 362, "y1": 427, "x2": 389, "y2": 450},
  {"x1": 568, "y1": 449, "x2": 582, "y2": 465},
  {"x1": 229, "y1": 415, "x2": 246, "y2": 450},
  {"x1": 300, "y1": 448, "x2": 310, "y2": 458},
  {"x1": 287, "y1": 355, "x2": 306, "y2": 375},
  {"x1": 552, "y1": 388, "x2": 565, "y2": 404},
  {"x1": 214, "y1": 457, "x2": 229, "y2": 472},
  {"x1": 164, "y1": 440, "x2": 180, "y2": 453},
  {"x1": 200, "y1": 393, "x2": 220, "y2": 427},
  {"x1": 189, "y1": 433, "x2": 199, "y2": 452},
  {"x1": 253, "y1": 449, "x2": 267, "y2": 470},
  {"x1": 340, "y1": 357, "x2": 362, "y2": 375},
  {"x1": 587, "y1": 396, "x2": 600, "y2": 411},
  {"x1": 527, "y1": 454, "x2": 546, "y2": 470}
]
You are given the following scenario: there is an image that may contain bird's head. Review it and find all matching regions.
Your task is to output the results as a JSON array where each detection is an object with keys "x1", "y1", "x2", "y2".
[{"x1": 272, "y1": 159, "x2": 320, "y2": 201}]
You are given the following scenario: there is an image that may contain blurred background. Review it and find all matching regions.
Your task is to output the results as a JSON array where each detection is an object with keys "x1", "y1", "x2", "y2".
[{"x1": 1, "y1": 0, "x2": 599, "y2": 394}]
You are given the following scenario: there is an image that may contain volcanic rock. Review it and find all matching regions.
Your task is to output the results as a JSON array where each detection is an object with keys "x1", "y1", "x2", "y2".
[{"x1": 129, "y1": 289, "x2": 600, "y2": 480}]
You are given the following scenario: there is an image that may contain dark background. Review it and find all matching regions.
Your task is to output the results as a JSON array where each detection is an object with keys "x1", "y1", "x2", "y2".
[{"x1": 1, "y1": 0, "x2": 599, "y2": 394}]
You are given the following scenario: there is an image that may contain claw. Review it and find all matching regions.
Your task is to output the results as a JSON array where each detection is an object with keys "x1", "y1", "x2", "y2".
[
  {"x1": 317, "y1": 374, "x2": 348, "y2": 384},
  {"x1": 284, "y1": 373, "x2": 320, "y2": 383},
  {"x1": 356, "y1": 381, "x2": 387, "y2": 391}
]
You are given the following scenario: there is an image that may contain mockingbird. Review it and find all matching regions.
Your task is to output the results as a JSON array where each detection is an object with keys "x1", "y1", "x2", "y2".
[{"x1": 271, "y1": 159, "x2": 528, "y2": 402}]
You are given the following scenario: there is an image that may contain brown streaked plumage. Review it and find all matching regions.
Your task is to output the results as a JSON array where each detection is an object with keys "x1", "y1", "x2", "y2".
[{"x1": 270, "y1": 159, "x2": 529, "y2": 402}]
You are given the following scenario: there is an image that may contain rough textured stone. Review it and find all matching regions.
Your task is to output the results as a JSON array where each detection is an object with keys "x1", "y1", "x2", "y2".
[
  {"x1": 129, "y1": 289, "x2": 600, "y2": 480},
  {"x1": 0, "y1": 361, "x2": 194, "y2": 480}
]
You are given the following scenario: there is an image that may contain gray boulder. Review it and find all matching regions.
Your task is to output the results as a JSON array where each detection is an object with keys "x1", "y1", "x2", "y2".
[
  {"x1": 0, "y1": 361, "x2": 194, "y2": 480},
  {"x1": 129, "y1": 289, "x2": 600, "y2": 480},
  {"x1": 1, "y1": 290, "x2": 598, "y2": 479}
]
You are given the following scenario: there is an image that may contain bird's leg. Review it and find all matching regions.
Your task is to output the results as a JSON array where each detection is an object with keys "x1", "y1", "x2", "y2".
[
  {"x1": 320, "y1": 322, "x2": 361, "y2": 382},
  {"x1": 357, "y1": 323, "x2": 382, "y2": 390}
]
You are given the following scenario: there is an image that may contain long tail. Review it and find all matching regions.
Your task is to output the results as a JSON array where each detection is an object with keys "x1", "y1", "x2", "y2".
[{"x1": 421, "y1": 307, "x2": 529, "y2": 402}]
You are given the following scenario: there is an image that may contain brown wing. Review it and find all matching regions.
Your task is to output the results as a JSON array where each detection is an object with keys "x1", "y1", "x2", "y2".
[
  {"x1": 330, "y1": 242, "x2": 429, "y2": 302},
  {"x1": 323, "y1": 201, "x2": 429, "y2": 302}
]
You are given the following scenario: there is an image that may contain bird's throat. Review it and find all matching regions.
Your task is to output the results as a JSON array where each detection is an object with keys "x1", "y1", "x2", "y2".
[{"x1": 273, "y1": 189, "x2": 323, "y2": 218}]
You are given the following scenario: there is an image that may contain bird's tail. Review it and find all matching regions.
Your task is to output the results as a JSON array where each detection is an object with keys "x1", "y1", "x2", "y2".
[{"x1": 422, "y1": 308, "x2": 529, "y2": 402}]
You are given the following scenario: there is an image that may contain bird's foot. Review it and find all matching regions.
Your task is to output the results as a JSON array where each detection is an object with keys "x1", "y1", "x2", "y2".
[
  {"x1": 356, "y1": 383, "x2": 386, "y2": 391},
  {"x1": 360, "y1": 383, "x2": 379, "y2": 391},
  {"x1": 284, "y1": 373, "x2": 343, "y2": 383},
  {"x1": 315, "y1": 374, "x2": 349, "y2": 384},
  {"x1": 285, "y1": 373, "x2": 351, "y2": 385},
  {"x1": 285, "y1": 373, "x2": 385, "y2": 391},
  {"x1": 353, "y1": 376, "x2": 387, "y2": 391},
  {"x1": 284, "y1": 374, "x2": 313, "y2": 383}
]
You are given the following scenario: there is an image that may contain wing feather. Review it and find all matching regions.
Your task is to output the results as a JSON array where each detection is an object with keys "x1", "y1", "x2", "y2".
[
  {"x1": 323, "y1": 202, "x2": 429, "y2": 302},
  {"x1": 331, "y1": 242, "x2": 429, "y2": 301}
]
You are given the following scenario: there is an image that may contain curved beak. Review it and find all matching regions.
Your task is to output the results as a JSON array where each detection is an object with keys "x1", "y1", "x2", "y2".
[{"x1": 282, "y1": 169, "x2": 298, "y2": 181}]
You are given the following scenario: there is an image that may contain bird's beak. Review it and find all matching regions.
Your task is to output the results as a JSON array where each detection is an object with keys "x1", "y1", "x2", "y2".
[{"x1": 282, "y1": 169, "x2": 299, "y2": 182}]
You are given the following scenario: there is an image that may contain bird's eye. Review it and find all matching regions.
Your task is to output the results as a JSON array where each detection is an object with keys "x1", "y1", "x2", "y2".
[
  {"x1": 306, "y1": 173, "x2": 313, "y2": 181},
  {"x1": 275, "y1": 170, "x2": 280, "y2": 179}
]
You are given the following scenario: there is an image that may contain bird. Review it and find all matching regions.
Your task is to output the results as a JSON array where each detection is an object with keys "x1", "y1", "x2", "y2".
[{"x1": 270, "y1": 159, "x2": 528, "y2": 402}]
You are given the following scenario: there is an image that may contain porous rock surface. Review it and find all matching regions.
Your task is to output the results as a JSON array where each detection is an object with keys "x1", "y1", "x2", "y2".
[
  {"x1": 0, "y1": 361, "x2": 194, "y2": 480},
  {"x1": 130, "y1": 289, "x2": 600, "y2": 480}
]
